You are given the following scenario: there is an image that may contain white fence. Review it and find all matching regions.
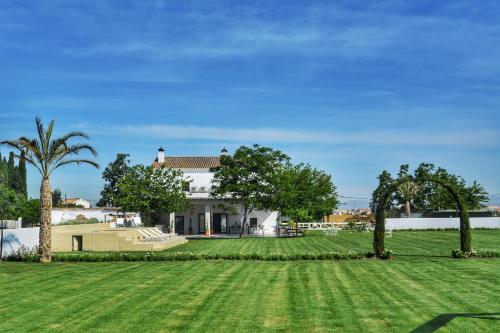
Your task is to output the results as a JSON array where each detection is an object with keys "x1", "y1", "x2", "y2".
[
  {"x1": 1, "y1": 227, "x2": 39, "y2": 258},
  {"x1": 1, "y1": 219, "x2": 22, "y2": 229},
  {"x1": 386, "y1": 217, "x2": 500, "y2": 230}
]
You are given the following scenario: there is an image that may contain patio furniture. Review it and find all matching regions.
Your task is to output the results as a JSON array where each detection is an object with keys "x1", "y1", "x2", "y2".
[
  {"x1": 386, "y1": 229, "x2": 393, "y2": 238},
  {"x1": 323, "y1": 227, "x2": 339, "y2": 237},
  {"x1": 363, "y1": 223, "x2": 375, "y2": 232},
  {"x1": 137, "y1": 229, "x2": 155, "y2": 241},
  {"x1": 137, "y1": 228, "x2": 171, "y2": 242}
]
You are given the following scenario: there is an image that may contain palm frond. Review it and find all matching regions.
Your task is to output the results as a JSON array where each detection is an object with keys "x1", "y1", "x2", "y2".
[
  {"x1": 58, "y1": 131, "x2": 90, "y2": 142},
  {"x1": 51, "y1": 158, "x2": 99, "y2": 174},
  {"x1": 4, "y1": 117, "x2": 98, "y2": 177}
]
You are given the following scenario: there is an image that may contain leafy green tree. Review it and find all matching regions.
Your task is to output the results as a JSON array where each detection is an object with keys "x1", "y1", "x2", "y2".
[
  {"x1": 115, "y1": 165, "x2": 188, "y2": 228},
  {"x1": 19, "y1": 198, "x2": 41, "y2": 226},
  {"x1": 1, "y1": 117, "x2": 99, "y2": 262},
  {"x1": 52, "y1": 189, "x2": 63, "y2": 207},
  {"x1": 0, "y1": 184, "x2": 24, "y2": 220},
  {"x1": 210, "y1": 145, "x2": 290, "y2": 238},
  {"x1": 97, "y1": 153, "x2": 131, "y2": 207},
  {"x1": 413, "y1": 163, "x2": 488, "y2": 212},
  {"x1": 274, "y1": 163, "x2": 338, "y2": 222},
  {"x1": 370, "y1": 170, "x2": 397, "y2": 212}
]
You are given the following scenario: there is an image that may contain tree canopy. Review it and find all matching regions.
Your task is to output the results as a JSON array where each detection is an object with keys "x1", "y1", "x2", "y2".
[
  {"x1": 274, "y1": 163, "x2": 338, "y2": 222},
  {"x1": 371, "y1": 163, "x2": 488, "y2": 214},
  {"x1": 114, "y1": 164, "x2": 188, "y2": 226},
  {"x1": 210, "y1": 144, "x2": 290, "y2": 237},
  {"x1": 97, "y1": 153, "x2": 131, "y2": 207}
]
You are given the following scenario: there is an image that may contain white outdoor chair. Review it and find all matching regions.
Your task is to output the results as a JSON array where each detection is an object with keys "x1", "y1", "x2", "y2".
[
  {"x1": 149, "y1": 228, "x2": 172, "y2": 240},
  {"x1": 137, "y1": 229, "x2": 154, "y2": 241},
  {"x1": 115, "y1": 218, "x2": 125, "y2": 227},
  {"x1": 142, "y1": 228, "x2": 169, "y2": 241},
  {"x1": 386, "y1": 229, "x2": 393, "y2": 238},
  {"x1": 323, "y1": 228, "x2": 339, "y2": 237}
]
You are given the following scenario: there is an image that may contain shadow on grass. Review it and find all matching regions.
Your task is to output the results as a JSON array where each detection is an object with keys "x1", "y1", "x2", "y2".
[{"x1": 410, "y1": 312, "x2": 500, "y2": 333}]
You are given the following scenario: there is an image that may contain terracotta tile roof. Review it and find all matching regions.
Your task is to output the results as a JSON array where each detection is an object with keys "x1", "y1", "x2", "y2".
[{"x1": 153, "y1": 156, "x2": 220, "y2": 169}]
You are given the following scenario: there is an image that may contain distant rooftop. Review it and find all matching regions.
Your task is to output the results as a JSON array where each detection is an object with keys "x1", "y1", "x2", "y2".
[{"x1": 153, "y1": 156, "x2": 220, "y2": 169}]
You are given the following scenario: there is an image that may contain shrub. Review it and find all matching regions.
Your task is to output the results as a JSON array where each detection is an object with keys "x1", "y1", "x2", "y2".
[
  {"x1": 7, "y1": 249, "x2": 391, "y2": 262},
  {"x1": 6, "y1": 245, "x2": 40, "y2": 262},
  {"x1": 379, "y1": 249, "x2": 393, "y2": 260},
  {"x1": 451, "y1": 248, "x2": 498, "y2": 259}
]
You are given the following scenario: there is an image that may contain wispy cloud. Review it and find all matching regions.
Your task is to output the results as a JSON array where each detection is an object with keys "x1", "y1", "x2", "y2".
[{"x1": 108, "y1": 124, "x2": 500, "y2": 146}]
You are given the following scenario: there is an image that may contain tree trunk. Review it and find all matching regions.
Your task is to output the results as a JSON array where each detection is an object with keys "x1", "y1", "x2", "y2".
[
  {"x1": 39, "y1": 177, "x2": 52, "y2": 263},
  {"x1": 239, "y1": 205, "x2": 248, "y2": 239},
  {"x1": 405, "y1": 200, "x2": 411, "y2": 217},
  {"x1": 373, "y1": 199, "x2": 388, "y2": 258}
]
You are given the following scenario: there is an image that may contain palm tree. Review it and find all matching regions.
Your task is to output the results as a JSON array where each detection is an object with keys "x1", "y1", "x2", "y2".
[
  {"x1": 1, "y1": 117, "x2": 98, "y2": 262},
  {"x1": 398, "y1": 181, "x2": 419, "y2": 217}
]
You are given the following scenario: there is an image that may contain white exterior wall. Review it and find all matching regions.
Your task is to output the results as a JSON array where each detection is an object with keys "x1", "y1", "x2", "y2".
[
  {"x1": 182, "y1": 169, "x2": 213, "y2": 199},
  {"x1": 0, "y1": 227, "x2": 39, "y2": 258},
  {"x1": 248, "y1": 209, "x2": 279, "y2": 234},
  {"x1": 159, "y1": 167, "x2": 280, "y2": 235},
  {"x1": 183, "y1": 169, "x2": 213, "y2": 189},
  {"x1": 386, "y1": 217, "x2": 500, "y2": 230},
  {"x1": 51, "y1": 208, "x2": 119, "y2": 224},
  {"x1": 162, "y1": 201, "x2": 279, "y2": 235}
]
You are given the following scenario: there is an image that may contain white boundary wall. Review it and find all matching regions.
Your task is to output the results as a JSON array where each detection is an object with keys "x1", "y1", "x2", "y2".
[
  {"x1": 1, "y1": 227, "x2": 39, "y2": 258},
  {"x1": 51, "y1": 208, "x2": 122, "y2": 224},
  {"x1": 386, "y1": 217, "x2": 500, "y2": 230}
]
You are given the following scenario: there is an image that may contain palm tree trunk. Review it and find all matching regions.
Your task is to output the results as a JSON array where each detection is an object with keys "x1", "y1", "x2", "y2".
[
  {"x1": 405, "y1": 200, "x2": 411, "y2": 217},
  {"x1": 39, "y1": 177, "x2": 52, "y2": 263}
]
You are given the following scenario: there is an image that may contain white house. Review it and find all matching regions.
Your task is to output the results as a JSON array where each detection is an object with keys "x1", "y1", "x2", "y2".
[
  {"x1": 153, "y1": 147, "x2": 279, "y2": 236},
  {"x1": 64, "y1": 198, "x2": 91, "y2": 208}
]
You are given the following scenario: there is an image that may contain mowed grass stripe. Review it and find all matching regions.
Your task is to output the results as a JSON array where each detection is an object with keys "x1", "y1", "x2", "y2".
[
  {"x1": 168, "y1": 230, "x2": 499, "y2": 258},
  {"x1": 1, "y1": 260, "x2": 499, "y2": 332},
  {"x1": 1, "y1": 230, "x2": 499, "y2": 332}
]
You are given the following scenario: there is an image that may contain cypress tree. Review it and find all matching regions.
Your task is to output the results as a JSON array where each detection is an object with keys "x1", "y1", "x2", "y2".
[
  {"x1": 7, "y1": 152, "x2": 16, "y2": 191},
  {"x1": 19, "y1": 151, "x2": 28, "y2": 199},
  {"x1": 0, "y1": 152, "x2": 5, "y2": 185},
  {"x1": 2, "y1": 156, "x2": 8, "y2": 186}
]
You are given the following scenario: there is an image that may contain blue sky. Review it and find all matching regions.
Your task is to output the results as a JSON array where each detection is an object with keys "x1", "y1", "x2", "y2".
[{"x1": 1, "y1": 0, "x2": 499, "y2": 207}]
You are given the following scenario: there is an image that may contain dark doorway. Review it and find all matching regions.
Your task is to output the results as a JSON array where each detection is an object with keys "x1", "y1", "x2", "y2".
[
  {"x1": 72, "y1": 235, "x2": 82, "y2": 251},
  {"x1": 213, "y1": 213, "x2": 228, "y2": 233},
  {"x1": 198, "y1": 214, "x2": 205, "y2": 233},
  {"x1": 175, "y1": 216, "x2": 185, "y2": 234}
]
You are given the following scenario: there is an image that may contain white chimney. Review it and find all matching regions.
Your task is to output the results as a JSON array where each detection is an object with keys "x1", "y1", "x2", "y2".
[{"x1": 157, "y1": 146, "x2": 165, "y2": 163}]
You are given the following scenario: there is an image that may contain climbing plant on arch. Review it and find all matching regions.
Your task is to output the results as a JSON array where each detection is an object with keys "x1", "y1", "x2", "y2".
[{"x1": 373, "y1": 171, "x2": 471, "y2": 258}]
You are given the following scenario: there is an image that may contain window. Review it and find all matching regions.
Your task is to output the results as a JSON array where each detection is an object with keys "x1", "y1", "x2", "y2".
[
  {"x1": 182, "y1": 181, "x2": 190, "y2": 192},
  {"x1": 250, "y1": 218, "x2": 258, "y2": 228}
]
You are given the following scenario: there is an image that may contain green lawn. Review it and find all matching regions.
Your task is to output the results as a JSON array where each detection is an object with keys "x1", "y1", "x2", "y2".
[
  {"x1": 1, "y1": 230, "x2": 499, "y2": 332},
  {"x1": 167, "y1": 230, "x2": 500, "y2": 257}
]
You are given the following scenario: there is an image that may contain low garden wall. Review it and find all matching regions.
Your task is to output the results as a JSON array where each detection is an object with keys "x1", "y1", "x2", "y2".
[
  {"x1": 386, "y1": 217, "x2": 500, "y2": 230},
  {"x1": 1, "y1": 227, "x2": 39, "y2": 258}
]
